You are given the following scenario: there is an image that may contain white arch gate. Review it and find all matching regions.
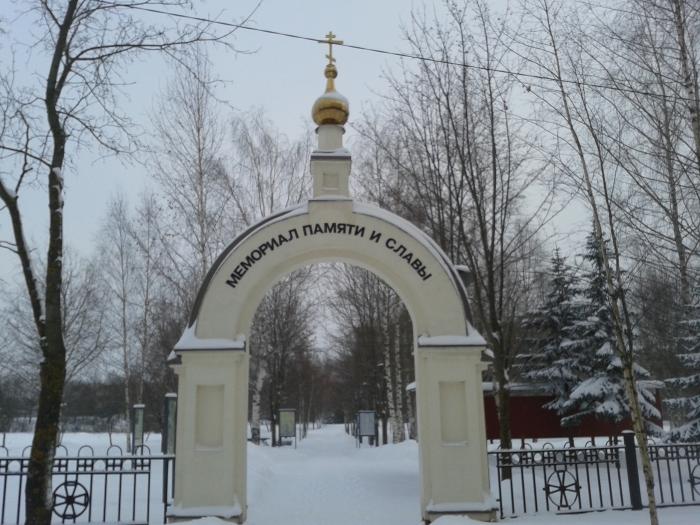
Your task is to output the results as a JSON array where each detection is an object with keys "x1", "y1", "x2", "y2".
[{"x1": 168, "y1": 60, "x2": 495, "y2": 523}]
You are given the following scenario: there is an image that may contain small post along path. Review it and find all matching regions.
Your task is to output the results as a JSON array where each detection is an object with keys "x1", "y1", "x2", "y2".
[{"x1": 246, "y1": 424, "x2": 420, "y2": 525}]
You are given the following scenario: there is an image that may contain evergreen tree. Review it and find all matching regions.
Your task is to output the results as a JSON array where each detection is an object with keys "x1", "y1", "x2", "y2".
[
  {"x1": 561, "y1": 232, "x2": 660, "y2": 431},
  {"x1": 665, "y1": 284, "x2": 700, "y2": 441},
  {"x1": 521, "y1": 249, "x2": 582, "y2": 416}
]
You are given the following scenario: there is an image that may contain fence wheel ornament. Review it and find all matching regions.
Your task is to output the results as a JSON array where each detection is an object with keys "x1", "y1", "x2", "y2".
[
  {"x1": 691, "y1": 464, "x2": 700, "y2": 496},
  {"x1": 544, "y1": 469, "x2": 581, "y2": 510},
  {"x1": 52, "y1": 480, "x2": 90, "y2": 519}
]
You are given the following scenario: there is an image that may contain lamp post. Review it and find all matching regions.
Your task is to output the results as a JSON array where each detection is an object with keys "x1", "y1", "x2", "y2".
[{"x1": 131, "y1": 404, "x2": 145, "y2": 453}]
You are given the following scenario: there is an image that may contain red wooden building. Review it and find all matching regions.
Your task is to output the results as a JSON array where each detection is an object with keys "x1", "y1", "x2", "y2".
[{"x1": 482, "y1": 381, "x2": 664, "y2": 442}]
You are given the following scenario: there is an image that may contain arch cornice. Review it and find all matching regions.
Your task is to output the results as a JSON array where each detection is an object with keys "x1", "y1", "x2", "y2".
[{"x1": 177, "y1": 199, "x2": 483, "y2": 351}]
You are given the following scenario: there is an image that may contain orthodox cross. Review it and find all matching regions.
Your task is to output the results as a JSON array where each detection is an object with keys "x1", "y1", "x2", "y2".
[{"x1": 322, "y1": 31, "x2": 343, "y2": 66}]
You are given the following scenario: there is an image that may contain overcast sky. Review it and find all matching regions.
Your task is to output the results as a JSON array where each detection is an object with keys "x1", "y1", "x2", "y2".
[{"x1": 0, "y1": 0, "x2": 588, "y2": 283}]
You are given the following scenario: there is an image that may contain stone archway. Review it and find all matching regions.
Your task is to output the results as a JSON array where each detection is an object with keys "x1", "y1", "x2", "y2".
[{"x1": 167, "y1": 54, "x2": 495, "y2": 523}]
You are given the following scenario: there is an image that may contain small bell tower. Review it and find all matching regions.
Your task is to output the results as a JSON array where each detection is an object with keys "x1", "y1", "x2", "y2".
[{"x1": 310, "y1": 31, "x2": 351, "y2": 199}]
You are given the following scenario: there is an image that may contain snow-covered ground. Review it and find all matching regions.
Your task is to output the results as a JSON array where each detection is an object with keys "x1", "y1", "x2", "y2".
[
  {"x1": 247, "y1": 423, "x2": 420, "y2": 524},
  {"x1": 244, "y1": 425, "x2": 698, "y2": 525},
  {"x1": 2, "y1": 425, "x2": 698, "y2": 524}
]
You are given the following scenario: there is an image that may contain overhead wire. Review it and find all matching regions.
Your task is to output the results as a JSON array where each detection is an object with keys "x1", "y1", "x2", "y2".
[{"x1": 109, "y1": 2, "x2": 698, "y2": 104}]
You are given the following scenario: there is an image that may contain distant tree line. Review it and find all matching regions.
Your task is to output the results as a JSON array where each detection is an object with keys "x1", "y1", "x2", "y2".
[{"x1": 326, "y1": 266, "x2": 415, "y2": 443}]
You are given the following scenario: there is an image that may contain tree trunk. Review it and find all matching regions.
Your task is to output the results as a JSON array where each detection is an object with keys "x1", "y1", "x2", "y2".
[
  {"x1": 137, "y1": 244, "x2": 152, "y2": 407},
  {"x1": 122, "y1": 312, "x2": 132, "y2": 453},
  {"x1": 392, "y1": 322, "x2": 405, "y2": 442},
  {"x1": 25, "y1": 2, "x2": 77, "y2": 517},
  {"x1": 494, "y1": 352, "x2": 512, "y2": 450},
  {"x1": 542, "y1": 5, "x2": 661, "y2": 515},
  {"x1": 122, "y1": 286, "x2": 132, "y2": 452},
  {"x1": 304, "y1": 376, "x2": 315, "y2": 437},
  {"x1": 25, "y1": 134, "x2": 68, "y2": 525},
  {"x1": 269, "y1": 393, "x2": 277, "y2": 447},
  {"x1": 622, "y1": 362, "x2": 658, "y2": 522},
  {"x1": 382, "y1": 313, "x2": 398, "y2": 444},
  {"x1": 671, "y1": 0, "x2": 700, "y2": 176},
  {"x1": 26, "y1": 351, "x2": 66, "y2": 524}
]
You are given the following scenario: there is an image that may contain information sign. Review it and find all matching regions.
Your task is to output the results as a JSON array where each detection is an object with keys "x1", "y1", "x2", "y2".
[{"x1": 279, "y1": 409, "x2": 296, "y2": 447}]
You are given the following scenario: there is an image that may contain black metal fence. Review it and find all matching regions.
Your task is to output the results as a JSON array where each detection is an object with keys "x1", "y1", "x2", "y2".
[
  {"x1": 489, "y1": 433, "x2": 700, "y2": 519},
  {"x1": 4, "y1": 433, "x2": 700, "y2": 522},
  {"x1": 0, "y1": 444, "x2": 174, "y2": 524},
  {"x1": 648, "y1": 441, "x2": 700, "y2": 507}
]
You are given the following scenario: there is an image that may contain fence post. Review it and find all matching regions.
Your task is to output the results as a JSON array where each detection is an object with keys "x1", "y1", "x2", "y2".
[{"x1": 622, "y1": 430, "x2": 643, "y2": 510}]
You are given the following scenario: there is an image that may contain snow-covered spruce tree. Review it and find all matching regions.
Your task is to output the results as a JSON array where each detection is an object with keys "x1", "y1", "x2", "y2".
[
  {"x1": 561, "y1": 233, "x2": 661, "y2": 433},
  {"x1": 665, "y1": 284, "x2": 700, "y2": 441},
  {"x1": 521, "y1": 249, "x2": 581, "y2": 416}
]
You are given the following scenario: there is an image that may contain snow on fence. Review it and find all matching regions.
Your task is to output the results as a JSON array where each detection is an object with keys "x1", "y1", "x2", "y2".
[
  {"x1": 0, "y1": 444, "x2": 174, "y2": 524},
  {"x1": 489, "y1": 435, "x2": 700, "y2": 519}
]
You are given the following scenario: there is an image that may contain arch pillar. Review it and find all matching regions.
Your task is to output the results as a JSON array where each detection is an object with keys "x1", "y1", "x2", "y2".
[
  {"x1": 415, "y1": 342, "x2": 495, "y2": 521},
  {"x1": 168, "y1": 337, "x2": 496, "y2": 523},
  {"x1": 169, "y1": 349, "x2": 249, "y2": 522}
]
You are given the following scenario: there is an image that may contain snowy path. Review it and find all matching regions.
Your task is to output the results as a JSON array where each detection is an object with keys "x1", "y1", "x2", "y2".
[
  {"x1": 247, "y1": 424, "x2": 421, "y2": 525},
  {"x1": 244, "y1": 424, "x2": 699, "y2": 525}
]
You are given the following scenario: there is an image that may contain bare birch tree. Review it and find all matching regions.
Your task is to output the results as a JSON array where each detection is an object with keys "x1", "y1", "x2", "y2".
[
  {"x1": 584, "y1": 0, "x2": 700, "y2": 437},
  {"x1": 355, "y1": 0, "x2": 554, "y2": 451},
  {"x1": 129, "y1": 192, "x2": 163, "y2": 407},
  {"x1": 577, "y1": 0, "x2": 700, "y2": 311},
  {"x1": 225, "y1": 109, "x2": 311, "y2": 225},
  {"x1": 328, "y1": 265, "x2": 411, "y2": 443},
  {"x1": 150, "y1": 48, "x2": 235, "y2": 311},
  {"x1": 97, "y1": 194, "x2": 140, "y2": 450},
  {"x1": 219, "y1": 109, "x2": 310, "y2": 442},
  {"x1": 249, "y1": 269, "x2": 316, "y2": 445},
  {"x1": 517, "y1": 1, "x2": 661, "y2": 522},
  {"x1": 0, "y1": 2, "x2": 245, "y2": 519},
  {"x1": 1, "y1": 251, "x2": 108, "y2": 390}
]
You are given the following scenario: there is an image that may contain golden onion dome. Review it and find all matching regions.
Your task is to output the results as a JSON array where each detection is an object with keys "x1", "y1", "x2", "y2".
[{"x1": 312, "y1": 62, "x2": 349, "y2": 126}]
